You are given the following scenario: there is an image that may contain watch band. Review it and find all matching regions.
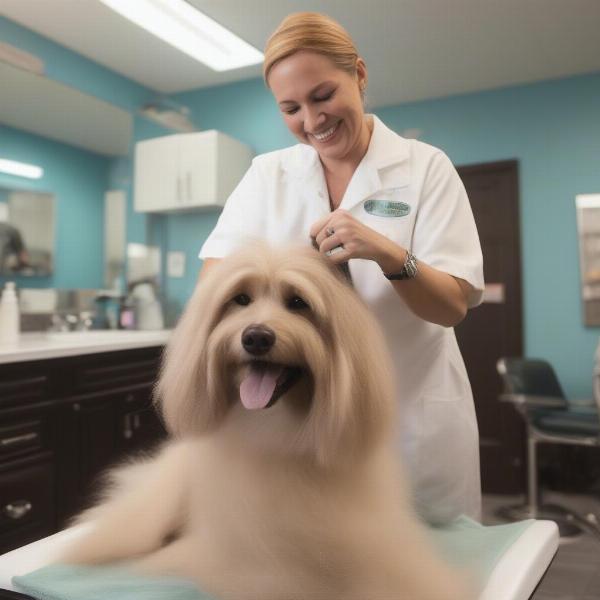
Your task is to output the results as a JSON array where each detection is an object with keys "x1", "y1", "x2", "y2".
[{"x1": 383, "y1": 251, "x2": 418, "y2": 280}]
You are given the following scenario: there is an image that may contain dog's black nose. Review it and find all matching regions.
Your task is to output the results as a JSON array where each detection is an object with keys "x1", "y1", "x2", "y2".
[{"x1": 242, "y1": 325, "x2": 276, "y2": 356}]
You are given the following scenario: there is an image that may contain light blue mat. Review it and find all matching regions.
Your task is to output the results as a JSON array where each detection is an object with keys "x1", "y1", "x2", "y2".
[
  {"x1": 13, "y1": 517, "x2": 533, "y2": 600},
  {"x1": 13, "y1": 564, "x2": 208, "y2": 600},
  {"x1": 428, "y1": 515, "x2": 533, "y2": 582}
]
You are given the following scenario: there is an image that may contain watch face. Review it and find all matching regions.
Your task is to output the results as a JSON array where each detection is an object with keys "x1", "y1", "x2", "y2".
[{"x1": 406, "y1": 254, "x2": 418, "y2": 278}]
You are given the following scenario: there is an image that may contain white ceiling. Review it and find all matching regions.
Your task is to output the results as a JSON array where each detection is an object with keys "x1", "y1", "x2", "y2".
[{"x1": 2, "y1": 0, "x2": 600, "y2": 108}]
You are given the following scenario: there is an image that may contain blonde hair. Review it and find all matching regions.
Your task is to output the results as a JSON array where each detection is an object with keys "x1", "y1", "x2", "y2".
[{"x1": 263, "y1": 12, "x2": 360, "y2": 86}]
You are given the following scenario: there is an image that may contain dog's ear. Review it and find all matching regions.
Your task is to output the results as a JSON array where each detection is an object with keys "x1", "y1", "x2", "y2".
[
  {"x1": 154, "y1": 271, "x2": 228, "y2": 436},
  {"x1": 302, "y1": 271, "x2": 396, "y2": 468}
]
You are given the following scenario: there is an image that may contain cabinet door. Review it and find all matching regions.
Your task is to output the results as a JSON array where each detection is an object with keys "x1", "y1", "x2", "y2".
[
  {"x1": 116, "y1": 386, "x2": 167, "y2": 458},
  {"x1": 55, "y1": 394, "x2": 118, "y2": 525},
  {"x1": 178, "y1": 131, "x2": 216, "y2": 208},
  {"x1": 134, "y1": 134, "x2": 179, "y2": 212},
  {"x1": 0, "y1": 453, "x2": 55, "y2": 554}
]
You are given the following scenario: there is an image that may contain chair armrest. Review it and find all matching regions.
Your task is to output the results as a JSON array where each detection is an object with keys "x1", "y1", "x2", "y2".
[{"x1": 499, "y1": 394, "x2": 565, "y2": 409}]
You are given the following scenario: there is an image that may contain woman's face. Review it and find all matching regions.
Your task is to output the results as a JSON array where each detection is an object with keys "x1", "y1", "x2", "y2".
[{"x1": 268, "y1": 51, "x2": 368, "y2": 166}]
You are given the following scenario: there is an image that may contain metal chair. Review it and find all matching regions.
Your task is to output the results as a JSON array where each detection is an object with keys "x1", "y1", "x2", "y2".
[{"x1": 496, "y1": 357, "x2": 600, "y2": 538}]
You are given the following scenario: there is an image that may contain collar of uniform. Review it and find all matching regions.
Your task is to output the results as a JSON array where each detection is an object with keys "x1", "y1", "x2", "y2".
[
  {"x1": 365, "y1": 114, "x2": 411, "y2": 172},
  {"x1": 338, "y1": 115, "x2": 411, "y2": 211},
  {"x1": 280, "y1": 114, "x2": 410, "y2": 179},
  {"x1": 279, "y1": 142, "x2": 320, "y2": 178}
]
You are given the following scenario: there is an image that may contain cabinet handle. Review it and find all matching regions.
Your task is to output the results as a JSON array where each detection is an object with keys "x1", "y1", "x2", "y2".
[
  {"x1": 186, "y1": 171, "x2": 191, "y2": 203},
  {"x1": 3, "y1": 500, "x2": 33, "y2": 520},
  {"x1": 72, "y1": 403, "x2": 81, "y2": 412},
  {"x1": 176, "y1": 175, "x2": 182, "y2": 203},
  {"x1": 0, "y1": 432, "x2": 38, "y2": 448},
  {"x1": 123, "y1": 415, "x2": 133, "y2": 439}
]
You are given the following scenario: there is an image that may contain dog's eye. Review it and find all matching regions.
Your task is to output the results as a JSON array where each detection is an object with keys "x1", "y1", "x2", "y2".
[
  {"x1": 233, "y1": 294, "x2": 251, "y2": 306},
  {"x1": 287, "y1": 296, "x2": 309, "y2": 310}
]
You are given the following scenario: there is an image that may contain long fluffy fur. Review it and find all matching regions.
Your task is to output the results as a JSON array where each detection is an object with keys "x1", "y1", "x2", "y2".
[{"x1": 58, "y1": 243, "x2": 474, "y2": 600}]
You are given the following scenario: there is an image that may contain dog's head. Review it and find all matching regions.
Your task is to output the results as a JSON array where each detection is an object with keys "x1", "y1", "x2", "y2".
[{"x1": 156, "y1": 243, "x2": 395, "y2": 467}]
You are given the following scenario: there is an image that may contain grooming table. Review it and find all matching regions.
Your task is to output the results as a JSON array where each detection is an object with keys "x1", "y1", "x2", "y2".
[{"x1": 0, "y1": 517, "x2": 558, "y2": 600}]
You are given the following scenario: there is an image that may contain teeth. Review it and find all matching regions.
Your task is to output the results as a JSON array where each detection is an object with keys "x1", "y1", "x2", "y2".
[{"x1": 313, "y1": 123, "x2": 338, "y2": 141}]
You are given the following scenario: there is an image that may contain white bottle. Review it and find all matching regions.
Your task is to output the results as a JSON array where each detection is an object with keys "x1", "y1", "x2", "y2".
[{"x1": 0, "y1": 282, "x2": 20, "y2": 345}]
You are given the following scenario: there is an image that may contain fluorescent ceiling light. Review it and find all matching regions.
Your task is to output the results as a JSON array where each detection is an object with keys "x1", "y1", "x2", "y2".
[
  {"x1": 99, "y1": 0, "x2": 263, "y2": 71},
  {"x1": 0, "y1": 158, "x2": 43, "y2": 179}
]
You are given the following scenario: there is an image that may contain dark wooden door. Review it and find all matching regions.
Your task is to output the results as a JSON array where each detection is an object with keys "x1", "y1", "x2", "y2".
[{"x1": 455, "y1": 160, "x2": 525, "y2": 494}]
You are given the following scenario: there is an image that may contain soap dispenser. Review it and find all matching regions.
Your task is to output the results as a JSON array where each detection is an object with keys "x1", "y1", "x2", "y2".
[{"x1": 0, "y1": 281, "x2": 20, "y2": 345}]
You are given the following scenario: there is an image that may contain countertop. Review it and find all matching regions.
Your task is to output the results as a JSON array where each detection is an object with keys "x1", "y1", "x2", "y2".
[{"x1": 0, "y1": 330, "x2": 171, "y2": 364}]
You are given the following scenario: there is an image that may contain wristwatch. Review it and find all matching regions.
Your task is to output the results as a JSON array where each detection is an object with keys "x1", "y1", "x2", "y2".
[{"x1": 383, "y1": 251, "x2": 418, "y2": 280}]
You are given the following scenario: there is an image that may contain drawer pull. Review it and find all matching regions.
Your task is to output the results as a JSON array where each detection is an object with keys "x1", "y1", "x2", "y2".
[
  {"x1": 3, "y1": 500, "x2": 33, "y2": 520},
  {"x1": 0, "y1": 432, "x2": 39, "y2": 448}
]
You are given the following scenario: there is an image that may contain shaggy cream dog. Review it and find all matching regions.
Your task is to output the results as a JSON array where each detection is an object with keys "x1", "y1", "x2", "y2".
[{"x1": 59, "y1": 243, "x2": 473, "y2": 600}]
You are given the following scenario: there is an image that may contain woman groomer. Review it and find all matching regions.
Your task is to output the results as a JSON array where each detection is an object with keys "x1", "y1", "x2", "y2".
[{"x1": 199, "y1": 12, "x2": 484, "y2": 525}]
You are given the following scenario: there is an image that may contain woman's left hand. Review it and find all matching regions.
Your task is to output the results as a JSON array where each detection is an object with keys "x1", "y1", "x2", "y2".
[{"x1": 309, "y1": 209, "x2": 405, "y2": 271}]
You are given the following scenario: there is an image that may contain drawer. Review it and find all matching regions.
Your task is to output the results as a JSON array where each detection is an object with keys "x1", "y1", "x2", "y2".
[
  {"x1": 0, "y1": 454, "x2": 55, "y2": 542},
  {"x1": 0, "y1": 373, "x2": 47, "y2": 410},
  {"x1": 70, "y1": 349, "x2": 162, "y2": 393},
  {"x1": 0, "y1": 420, "x2": 44, "y2": 459}
]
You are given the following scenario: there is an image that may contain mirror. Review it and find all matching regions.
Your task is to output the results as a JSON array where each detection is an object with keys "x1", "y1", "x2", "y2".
[
  {"x1": 576, "y1": 194, "x2": 600, "y2": 326},
  {"x1": 0, "y1": 187, "x2": 54, "y2": 275}
]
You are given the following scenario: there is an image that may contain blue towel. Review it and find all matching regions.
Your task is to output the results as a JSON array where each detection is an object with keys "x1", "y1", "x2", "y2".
[
  {"x1": 13, "y1": 564, "x2": 210, "y2": 600},
  {"x1": 13, "y1": 517, "x2": 533, "y2": 600},
  {"x1": 427, "y1": 515, "x2": 534, "y2": 582}
]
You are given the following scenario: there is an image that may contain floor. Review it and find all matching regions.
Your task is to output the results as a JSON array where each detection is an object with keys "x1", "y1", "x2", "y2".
[{"x1": 482, "y1": 491, "x2": 600, "y2": 600}]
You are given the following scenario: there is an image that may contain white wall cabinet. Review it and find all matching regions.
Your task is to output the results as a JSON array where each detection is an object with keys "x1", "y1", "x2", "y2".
[{"x1": 134, "y1": 130, "x2": 254, "y2": 213}]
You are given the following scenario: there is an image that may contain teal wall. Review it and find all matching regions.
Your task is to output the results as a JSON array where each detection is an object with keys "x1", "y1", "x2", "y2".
[
  {"x1": 171, "y1": 74, "x2": 600, "y2": 400},
  {"x1": 376, "y1": 75, "x2": 600, "y2": 401},
  {"x1": 1, "y1": 15, "x2": 598, "y2": 399}
]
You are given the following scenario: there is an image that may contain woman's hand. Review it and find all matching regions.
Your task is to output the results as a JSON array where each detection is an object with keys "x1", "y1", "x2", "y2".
[
  {"x1": 309, "y1": 209, "x2": 407, "y2": 272},
  {"x1": 309, "y1": 209, "x2": 471, "y2": 328}
]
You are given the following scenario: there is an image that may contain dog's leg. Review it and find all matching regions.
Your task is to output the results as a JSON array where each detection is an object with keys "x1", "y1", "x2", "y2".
[{"x1": 56, "y1": 440, "x2": 192, "y2": 566}]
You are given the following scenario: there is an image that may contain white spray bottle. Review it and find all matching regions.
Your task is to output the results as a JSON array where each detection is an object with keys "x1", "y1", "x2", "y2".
[{"x1": 0, "y1": 281, "x2": 20, "y2": 345}]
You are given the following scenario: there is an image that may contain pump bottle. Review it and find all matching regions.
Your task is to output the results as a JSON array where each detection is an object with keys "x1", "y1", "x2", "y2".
[{"x1": 0, "y1": 281, "x2": 20, "y2": 344}]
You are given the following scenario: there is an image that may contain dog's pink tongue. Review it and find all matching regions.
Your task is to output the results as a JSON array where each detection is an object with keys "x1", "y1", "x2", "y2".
[{"x1": 240, "y1": 364, "x2": 284, "y2": 410}]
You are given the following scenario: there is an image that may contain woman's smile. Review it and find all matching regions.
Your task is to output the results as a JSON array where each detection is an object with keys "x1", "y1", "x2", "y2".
[{"x1": 310, "y1": 121, "x2": 340, "y2": 143}]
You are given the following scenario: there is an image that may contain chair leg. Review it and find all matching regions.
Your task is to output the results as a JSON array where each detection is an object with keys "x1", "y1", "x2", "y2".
[
  {"x1": 526, "y1": 431, "x2": 538, "y2": 517},
  {"x1": 497, "y1": 430, "x2": 584, "y2": 538}
]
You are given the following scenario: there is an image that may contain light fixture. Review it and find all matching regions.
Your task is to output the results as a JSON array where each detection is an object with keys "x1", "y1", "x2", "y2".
[
  {"x1": 0, "y1": 158, "x2": 43, "y2": 180},
  {"x1": 99, "y1": 0, "x2": 263, "y2": 72}
]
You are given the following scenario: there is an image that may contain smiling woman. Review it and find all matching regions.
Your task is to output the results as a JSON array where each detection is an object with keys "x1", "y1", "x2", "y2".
[{"x1": 198, "y1": 11, "x2": 484, "y2": 526}]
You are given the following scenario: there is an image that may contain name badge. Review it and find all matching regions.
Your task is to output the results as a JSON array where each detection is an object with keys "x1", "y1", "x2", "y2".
[{"x1": 363, "y1": 199, "x2": 411, "y2": 218}]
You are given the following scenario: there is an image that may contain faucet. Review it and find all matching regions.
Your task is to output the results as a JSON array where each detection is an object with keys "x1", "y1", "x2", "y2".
[
  {"x1": 76, "y1": 311, "x2": 94, "y2": 331},
  {"x1": 49, "y1": 311, "x2": 95, "y2": 332}
]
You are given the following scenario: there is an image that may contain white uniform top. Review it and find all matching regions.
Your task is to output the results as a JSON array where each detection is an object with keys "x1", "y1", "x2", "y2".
[{"x1": 200, "y1": 115, "x2": 485, "y2": 524}]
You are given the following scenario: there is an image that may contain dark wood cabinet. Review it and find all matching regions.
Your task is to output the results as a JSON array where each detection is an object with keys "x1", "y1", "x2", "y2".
[{"x1": 0, "y1": 346, "x2": 167, "y2": 554}]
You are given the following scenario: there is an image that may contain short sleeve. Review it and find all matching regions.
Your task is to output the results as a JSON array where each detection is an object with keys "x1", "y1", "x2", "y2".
[
  {"x1": 412, "y1": 151, "x2": 484, "y2": 308},
  {"x1": 199, "y1": 160, "x2": 265, "y2": 259}
]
